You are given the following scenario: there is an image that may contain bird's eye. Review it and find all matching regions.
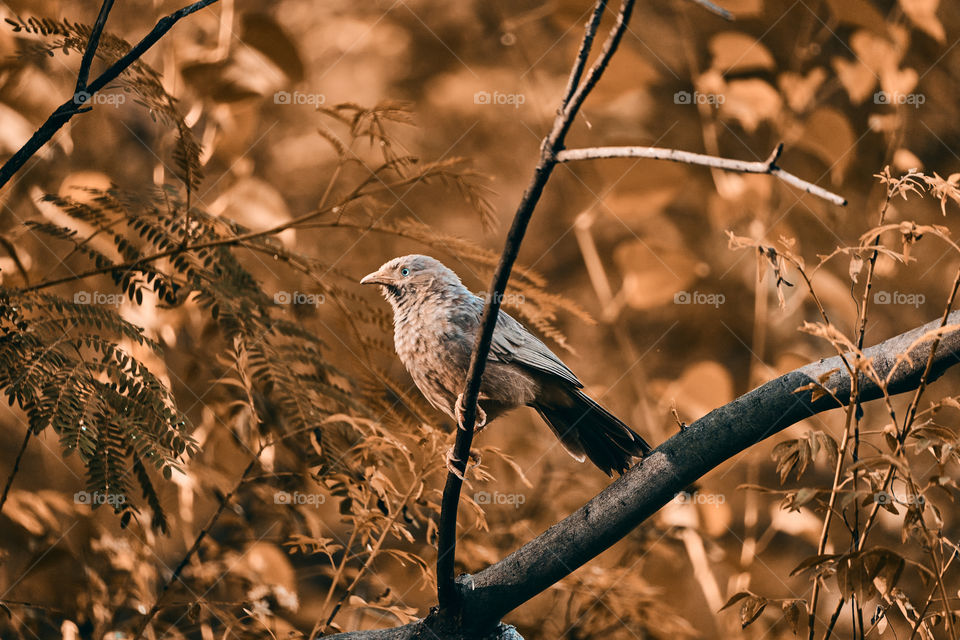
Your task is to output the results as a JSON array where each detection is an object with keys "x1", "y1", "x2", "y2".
[{"x1": 400, "y1": 268, "x2": 410, "y2": 276}]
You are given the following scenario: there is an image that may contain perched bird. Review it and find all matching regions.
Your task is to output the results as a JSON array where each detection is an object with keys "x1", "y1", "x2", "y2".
[{"x1": 361, "y1": 255, "x2": 652, "y2": 475}]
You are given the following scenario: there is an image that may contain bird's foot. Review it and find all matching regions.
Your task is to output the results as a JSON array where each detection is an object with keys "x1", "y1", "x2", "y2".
[
  {"x1": 445, "y1": 446, "x2": 481, "y2": 479},
  {"x1": 455, "y1": 393, "x2": 487, "y2": 431}
]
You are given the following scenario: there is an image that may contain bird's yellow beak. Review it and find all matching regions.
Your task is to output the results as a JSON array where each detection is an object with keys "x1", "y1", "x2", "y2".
[{"x1": 360, "y1": 268, "x2": 391, "y2": 286}]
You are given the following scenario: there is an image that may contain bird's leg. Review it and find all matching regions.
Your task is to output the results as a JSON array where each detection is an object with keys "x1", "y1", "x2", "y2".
[
  {"x1": 445, "y1": 445, "x2": 481, "y2": 479},
  {"x1": 454, "y1": 392, "x2": 488, "y2": 431}
]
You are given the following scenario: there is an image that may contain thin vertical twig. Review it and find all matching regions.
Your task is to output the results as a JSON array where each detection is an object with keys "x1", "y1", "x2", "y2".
[
  {"x1": 131, "y1": 452, "x2": 261, "y2": 640},
  {"x1": 856, "y1": 265, "x2": 960, "y2": 551},
  {"x1": 435, "y1": 0, "x2": 637, "y2": 613},
  {"x1": 0, "y1": 429, "x2": 32, "y2": 514},
  {"x1": 75, "y1": 0, "x2": 116, "y2": 94},
  {"x1": 810, "y1": 189, "x2": 894, "y2": 640}
]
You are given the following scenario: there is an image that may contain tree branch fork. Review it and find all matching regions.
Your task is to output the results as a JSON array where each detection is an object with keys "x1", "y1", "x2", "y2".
[
  {"x1": 434, "y1": 0, "x2": 847, "y2": 630},
  {"x1": 1, "y1": 1, "x2": 858, "y2": 637},
  {"x1": 331, "y1": 312, "x2": 960, "y2": 639}
]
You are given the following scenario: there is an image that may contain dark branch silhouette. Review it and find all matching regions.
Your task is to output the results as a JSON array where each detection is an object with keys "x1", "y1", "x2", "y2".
[
  {"x1": 435, "y1": 0, "x2": 844, "y2": 622},
  {"x1": 330, "y1": 311, "x2": 960, "y2": 639},
  {"x1": 0, "y1": 0, "x2": 220, "y2": 191}
]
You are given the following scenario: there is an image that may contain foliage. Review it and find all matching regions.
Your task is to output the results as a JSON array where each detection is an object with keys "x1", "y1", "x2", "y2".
[{"x1": 0, "y1": 1, "x2": 958, "y2": 640}]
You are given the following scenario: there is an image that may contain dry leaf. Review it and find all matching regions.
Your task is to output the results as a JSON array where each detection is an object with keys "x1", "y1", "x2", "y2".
[
  {"x1": 793, "y1": 107, "x2": 856, "y2": 183},
  {"x1": 778, "y1": 67, "x2": 827, "y2": 113},
  {"x1": 899, "y1": 0, "x2": 946, "y2": 43},
  {"x1": 832, "y1": 57, "x2": 877, "y2": 104},
  {"x1": 825, "y1": 0, "x2": 887, "y2": 32},
  {"x1": 719, "y1": 78, "x2": 782, "y2": 132},
  {"x1": 709, "y1": 32, "x2": 775, "y2": 73}
]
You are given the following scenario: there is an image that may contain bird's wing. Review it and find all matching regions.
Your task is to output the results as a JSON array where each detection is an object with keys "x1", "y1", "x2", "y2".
[{"x1": 489, "y1": 308, "x2": 583, "y2": 389}]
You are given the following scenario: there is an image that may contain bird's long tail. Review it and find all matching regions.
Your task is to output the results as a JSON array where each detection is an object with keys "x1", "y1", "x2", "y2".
[{"x1": 534, "y1": 390, "x2": 651, "y2": 476}]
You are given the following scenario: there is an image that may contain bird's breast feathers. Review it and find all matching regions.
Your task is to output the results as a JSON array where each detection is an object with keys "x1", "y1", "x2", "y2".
[{"x1": 392, "y1": 291, "x2": 477, "y2": 416}]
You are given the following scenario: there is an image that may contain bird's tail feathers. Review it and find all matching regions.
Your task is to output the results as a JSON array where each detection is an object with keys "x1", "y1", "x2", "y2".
[{"x1": 534, "y1": 389, "x2": 651, "y2": 476}]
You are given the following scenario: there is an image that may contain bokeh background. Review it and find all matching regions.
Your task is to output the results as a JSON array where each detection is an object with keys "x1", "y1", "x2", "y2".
[{"x1": 1, "y1": 0, "x2": 959, "y2": 638}]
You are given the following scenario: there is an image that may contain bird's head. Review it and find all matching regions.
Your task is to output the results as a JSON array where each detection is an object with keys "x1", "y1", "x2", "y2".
[{"x1": 360, "y1": 254, "x2": 465, "y2": 307}]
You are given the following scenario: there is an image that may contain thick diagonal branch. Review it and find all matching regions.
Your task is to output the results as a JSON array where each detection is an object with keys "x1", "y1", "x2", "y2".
[
  {"x1": 434, "y1": 0, "x2": 851, "y2": 616},
  {"x1": 329, "y1": 311, "x2": 960, "y2": 639}
]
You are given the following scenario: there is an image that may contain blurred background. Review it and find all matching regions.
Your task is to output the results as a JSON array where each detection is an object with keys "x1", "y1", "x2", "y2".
[{"x1": 0, "y1": 0, "x2": 959, "y2": 638}]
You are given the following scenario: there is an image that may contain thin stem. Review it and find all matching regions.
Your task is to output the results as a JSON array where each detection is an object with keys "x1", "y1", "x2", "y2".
[
  {"x1": 320, "y1": 475, "x2": 426, "y2": 634},
  {"x1": 75, "y1": 0, "x2": 116, "y2": 93},
  {"x1": 435, "y1": 0, "x2": 637, "y2": 614},
  {"x1": 0, "y1": 429, "x2": 31, "y2": 515},
  {"x1": 808, "y1": 388, "x2": 859, "y2": 640},
  {"x1": 811, "y1": 190, "x2": 894, "y2": 640},
  {"x1": 0, "y1": 0, "x2": 220, "y2": 191},
  {"x1": 856, "y1": 266, "x2": 960, "y2": 550},
  {"x1": 557, "y1": 143, "x2": 846, "y2": 206},
  {"x1": 909, "y1": 550, "x2": 957, "y2": 640},
  {"x1": 559, "y1": 1, "x2": 608, "y2": 108},
  {"x1": 131, "y1": 452, "x2": 259, "y2": 640},
  {"x1": 824, "y1": 597, "x2": 844, "y2": 639},
  {"x1": 930, "y1": 541, "x2": 958, "y2": 639},
  {"x1": 308, "y1": 527, "x2": 359, "y2": 640}
]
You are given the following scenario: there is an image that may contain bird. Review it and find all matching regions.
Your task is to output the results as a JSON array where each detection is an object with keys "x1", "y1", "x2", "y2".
[{"x1": 360, "y1": 254, "x2": 652, "y2": 476}]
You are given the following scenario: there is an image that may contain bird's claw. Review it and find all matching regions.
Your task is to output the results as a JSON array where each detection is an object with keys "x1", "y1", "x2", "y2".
[
  {"x1": 445, "y1": 446, "x2": 481, "y2": 479},
  {"x1": 455, "y1": 393, "x2": 487, "y2": 431}
]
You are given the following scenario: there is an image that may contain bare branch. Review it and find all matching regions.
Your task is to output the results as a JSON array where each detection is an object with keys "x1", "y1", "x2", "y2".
[
  {"x1": 75, "y1": 0, "x2": 116, "y2": 93},
  {"x1": 132, "y1": 443, "x2": 262, "y2": 639},
  {"x1": 436, "y1": 0, "x2": 637, "y2": 614},
  {"x1": 556, "y1": 142, "x2": 848, "y2": 206},
  {"x1": 0, "y1": 0, "x2": 220, "y2": 191},
  {"x1": 434, "y1": 0, "x2": 848, "y2": 619},
  {"x1": 685, "y1": 0, "x2": 735, "y2": 21},
  {"x1": 559, "y1": 1, "x2": 608, "y2": 107},
  {"x1": 328, "y1": 311, "x2": 960, "y2": 639},
  {"x1": 0, "y1": 429, "x2": 31, "y2": 515}
]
